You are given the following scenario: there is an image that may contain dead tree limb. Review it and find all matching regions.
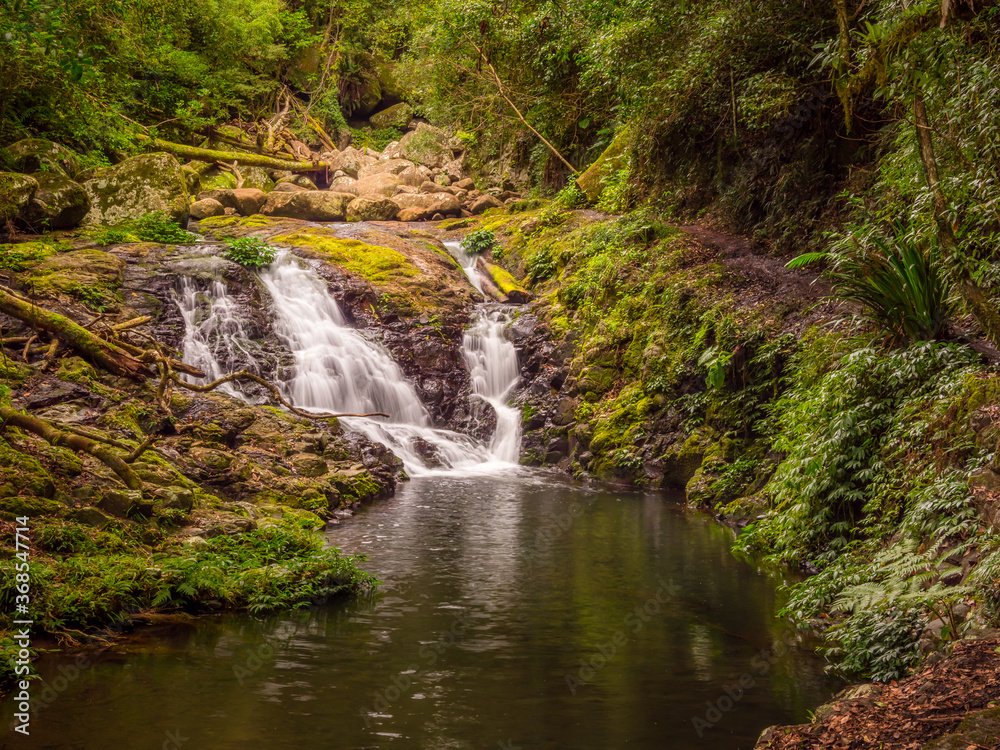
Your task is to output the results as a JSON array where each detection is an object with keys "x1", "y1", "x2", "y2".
[
  {"x1": 0, "y1": 406, "x2": 143, "y2": 490},
  {"x1": 137, "y1": 135, "x2": 329, "y2": 173},
  {"x1": 0, "y1": 287, "x2": 148, "y2": 379}
]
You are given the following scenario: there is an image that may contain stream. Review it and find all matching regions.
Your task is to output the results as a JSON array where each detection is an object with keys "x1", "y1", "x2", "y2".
[{"x1": 0, "y1": 242, "x2": 841, "y2": 749}]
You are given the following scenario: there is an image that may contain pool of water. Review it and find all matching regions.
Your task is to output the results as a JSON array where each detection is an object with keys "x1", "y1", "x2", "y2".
[{"x1": 4, "y1": 473, "x2": 840, "y2": 749}]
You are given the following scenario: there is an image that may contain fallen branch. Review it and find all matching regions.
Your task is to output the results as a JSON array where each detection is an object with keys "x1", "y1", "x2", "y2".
[
  {"x1": 0, "y1": 287, "x2": 148, "y2": 379},
  {"x1": 136, "y1": 135, "x2": 328, "y2": 173},
  {"x1": 170, "y1": 369, "x2": 389, "y2": 420},
  {"x1": 1, "y1": 406, "x2": 143, "y2": 490},
  {"x1": 112, "y1": 316, "x2": 152, "y2": 332}
]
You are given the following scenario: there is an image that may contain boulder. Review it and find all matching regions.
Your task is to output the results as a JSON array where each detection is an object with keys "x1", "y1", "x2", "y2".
[
  {"x1": 455, "y1": 178, "x2": 475, "y2": 190},
  {"x1": 398, "y1": 167, "x2": 425, "y2": 187},
  {"x1": 197, "y1": 170, "x2": 238, "y2": 191},
  {"x1": 392, "y1": 192, "x2": 461, "y2": 221},
  {"x1": 196, "y1": 188, "x2": 267, "y2": 216},
  {"x1": 420, "y1": 180, "x2": 443, "y2": 194},
  {"x1": 83, "y1": 153, "x2": 189, "y2": 225},
  {"x1": 347, "y1": 196, "x2": 399, "y2": 222},
  {"x1": 261, "y1": 190, "x2": 355, "y2": 221},
  {"x1": 470, "y1": 194, "x2": 504, "y2": 214},
  {"x1": 6, "y1": 138, "x2": 83, "y2": 178},
  {"x1": 241, "y1": 166, "x2": 275, "y2": 193},
  {"x1": 576, "y1": 123, "x2": 634, "y2": 203},
  {"x1": 384, "y1": 123, "x2": 459, "y2": 169},
  {"x1": 354, "y1": 70, "x2": 383, "y2": 117},
  {"x1": 442, "y1": 157, "x2": 465, "y2": 182},
  {"x1": 375, "y1": 62, "x2": 406, "y2": 107},
  {"x1": 189, "y1": 198, "x2": 226, "y2": 220},
  {"x1": 272, "y1": 182, "x2": 308, "y2": 193},
  {"x1": 331, "y1": 176, "x2": 356, "y2": 190},
  {"x1": 358, "y1": 158, "x2": 416, "y2": 180},
  {"x1": 0, "y1": 172, "x2": 38, "y2": 223},
  {"x1": 349, "y1": 173, "x2": 404, "y2": 198},
  {"x1": 369, "y1": 103, "x2": 414, "y2": 130},
  {"x1": 19, "y1": 172, "x2": 90, "y2": 229},
  {"x1": 328, "y1": 147, "x2": 379, "y2": 178}
]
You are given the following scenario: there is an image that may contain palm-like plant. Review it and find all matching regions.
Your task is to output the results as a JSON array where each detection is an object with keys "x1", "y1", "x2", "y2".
[{"x1": 790, "y1": 235, "x2": 955, "y2": 344}]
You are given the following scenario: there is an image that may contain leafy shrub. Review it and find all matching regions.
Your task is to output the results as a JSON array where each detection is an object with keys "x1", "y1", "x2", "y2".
[
  {"x1": 90, "y1": 226, "x2": 137, "y2": 247},
  {"x1": 224, "y1": 236, "x2": 277, "y2": 268},
  {"x1": 823, "y1": 607, "x2": 924, "y2": 682},
  {"x1": 553, "y1": 184, "x2": 587, "y2": 209},
  {"x1": 525, "y1": 247, "x2": 557, "y2": 282},
  {"x1": 461, "y1": 229, "x2": 497, "y2": 254},
  {"x1": 130, "y1": 212, "x2": 194, "y2": 244}
]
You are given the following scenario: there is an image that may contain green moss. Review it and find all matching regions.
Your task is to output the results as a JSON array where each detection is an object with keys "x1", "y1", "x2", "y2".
[
  {"x1": 278, "y1": 232, "x2": 418, "y2": 284},
  {"x1": 0, "y1": 439, "x2": 55, "y2": 499},
  {"x1": 483, "y1": 261, "x2": 528, "y2": 297},
  {"x1": 0, "y1": 241, "x2": 57, "y2": 271},
  {"x1": 199, "y1": 214, "x2": 278, "y2": 230},
  {"x1": 56, "y1": 356, "x2": 97, "y2": 383}
]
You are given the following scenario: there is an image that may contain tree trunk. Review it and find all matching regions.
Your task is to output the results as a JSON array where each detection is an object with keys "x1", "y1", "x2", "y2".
[
  {"x1": 137, "y1": 136, "x2": 330, "y2": 173},
  {"x1": 913, "y1": 94, "x2": 1000, "y2": 347},
  {"x1": 0, "y1": 287, "x2": 149, "y2": 379},
  {"x1": 0, "y1": 406, "x2": 143, "y2": 490}
]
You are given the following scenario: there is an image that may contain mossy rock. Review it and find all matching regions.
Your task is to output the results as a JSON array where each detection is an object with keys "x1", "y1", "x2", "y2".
[
  {"x1": 482, "y1": 261, "x2": 530, "y2": 302},
  {"x1": 389, "y1": 123, "x2": 455, "y2": 169},
  {"x1": 0, "y1": 441, "x2": 55, "y2": 498},
  {"x1": 0, "y1": 495, "x2": 64, "y2": 519},
  {"x1": 6, "y1": 138, "x2": 83, "y2": 179},
  {"x1": 375, "y1": 62, "x2": 406, "y2": 106},
  {"x1": 278, "y1": 232, "x2": 418, "y2": 285},
  {"x1": 658, "y1": 429, "x2": 717, "y2": 488},
  {"x1": 83, "y1": 152, "x2": 190, "y2": 226},
  {"x1": 0, "y1": 172, "x2": 38, "y2": 223},
  {"x1": 576, "y1": 123, "x2": 635, "y2": 203},
  {"x1": 0, "y1": 358, "x2": 34, "y2": 383},
  {"x1": 198, "y1": 170, "x2": 239, "y2": 192},
  {"x1": 370, "y1": 103, "x2": 414, "y2": 130},
  {"x1": 24, "y1": 248, "x2": 125, "y2": 300},
  {"x1": 19, "y1": 172, "x2": 91, "y2": 229}
]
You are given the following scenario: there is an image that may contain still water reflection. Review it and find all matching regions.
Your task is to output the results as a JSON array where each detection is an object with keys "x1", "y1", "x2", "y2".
[{"x1": 5, "y1": 473, "x2": 840, "y2": 749}]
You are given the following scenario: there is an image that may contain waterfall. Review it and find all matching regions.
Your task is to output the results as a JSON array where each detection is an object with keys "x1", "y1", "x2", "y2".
[
  {"x1": 462, "y1": 307, "x2": 521, "y2": 463},
  {"x1": 253, "y1": 252, "x2": 521, "y2": 475},
  {"x1": 173, "y1": 277, "x2": 259, "y2": 400},
  {"x1": 443, "y1": 240, "x2": 484, "y2": 294}
]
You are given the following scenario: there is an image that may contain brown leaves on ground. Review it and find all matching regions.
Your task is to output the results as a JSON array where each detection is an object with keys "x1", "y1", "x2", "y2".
[{"x1": 762, "y1": 637, "x2": 1000, "y2": 750}]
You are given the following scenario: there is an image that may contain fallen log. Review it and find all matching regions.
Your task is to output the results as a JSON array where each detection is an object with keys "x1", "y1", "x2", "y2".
[
  {"x1": 0, "y1": 287, "x2": 149, "y2": 379},
  {"x1": 136, "y1": 135, "x2": 329, "y2": 173},
  {"x1": 1, "y1": 406, "x2": 143, "y2": 490}
]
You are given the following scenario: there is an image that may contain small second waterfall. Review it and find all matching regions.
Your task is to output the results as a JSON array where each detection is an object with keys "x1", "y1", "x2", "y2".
[
  {"x1": 443, "y1": 240, "x2": 484, "y2": 293},
  {"x1": 463, "y1": 307, "x2": 521, "y2": 463}
]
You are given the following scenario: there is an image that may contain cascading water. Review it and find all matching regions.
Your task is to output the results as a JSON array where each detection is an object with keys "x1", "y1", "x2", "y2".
[
  {"x1": 257, "y1": 251, "x2": 521, "y2": 475},
  {"x1": 462, "y1": 306, "x2": 521, "y2": 463},
  {"x1": 174, "y1": 277, "x2": 259, "y2": 399},
  {"x1": 443, "y1": 240, "x2": 484, "y2": 294}
]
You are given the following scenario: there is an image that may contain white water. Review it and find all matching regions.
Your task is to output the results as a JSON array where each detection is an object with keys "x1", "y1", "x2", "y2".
[
  {"x1": 462, "y1": 308, "x2": 522, "y2": 463},
  {"x1": 254, "y1": 252, "x2": 521, "y2": 475},
  {"x1": 443, "y1": 240, "x2": 484, "y2": 294},
  {"x1": 174, "y1": 278, "x2": 257, "y2": 400}
]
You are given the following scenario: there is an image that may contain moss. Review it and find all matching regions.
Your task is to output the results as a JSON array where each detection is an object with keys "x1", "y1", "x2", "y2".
[
  {"x1": 483, "y1": 261, "x2": 528, "y2": 297},
  {"x1": 0, "y1": 357, "x2": 33, "y2": 383},
  {"x1": 278, "y1": 232, "x2": 418, "y2": 284},
  {"x1": 24, "y1": 248, "x2": 125, "y2": 300},
  {"x1": 0, "y1": 495, "x2": 64, "y2": 519},
  {"x1": 198, "y1": 213, "x2": 279, "y2": 230},
  {"x1": 56, "y1": 356, "x2": 97, "y2": 383}
]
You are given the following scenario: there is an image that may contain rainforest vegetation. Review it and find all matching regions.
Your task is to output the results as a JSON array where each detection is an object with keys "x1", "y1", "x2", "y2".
[{"x1": 4, "y1": 0, "x2": 1000, "y2": 732}]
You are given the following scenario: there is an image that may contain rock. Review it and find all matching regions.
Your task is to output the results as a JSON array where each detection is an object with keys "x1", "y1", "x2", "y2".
[
  {"x1": 18, "y1": 172, "x2": 91, "y2": 229},
  {"x1": 369, "y1": 103, "x2": 414, "y2": 130},
  {"x1": 442, "y1": 158, "x2": 465, "y2": 182},
  {"x1": 420, "y1": 180, "x2": 442, "y2": 194},
  {"x1": 358, "y1": 158, "x2": 416, "y2": 180},
  {"x1": 470, "y1": 194, "x2": 504, "y2": 214},
  {"x1": 398, "y1": 167, "x2": 425, "y2": 187},
  {"x1": 394, "y1": 185, "x2": 418, "y2": 195},
  {"x1": 272, "y1": 182, "x2": 308, "y2": 193},
  {"x1": 98, "y1": 489, "x2": 145, "y2": 518},
  {"x1": 197, "y1": 170, "x2": 238, "y2": 191},
  {"x1": 347, "y1": 195, "x2": 399, "y2": 222},
  {"x1": 189, "y1": 198, "x2": 226, "y2": 220},
  {"x1": 290, "y1": 175, "x2": 318, "y2": 190},
  {"x1": 196, "y1": 188, "x2": 267, "y2": 216},
  {"x1": 397, "y1": 207, "x2": 424, "y2": 222},
  {"x1": 921, "y1": 706, "x2": 1000, "y2": 749},
  {"x1": 346, "y1": 172, "x2": 404, "y2": 197},
  {"x1": 434, "y1": 173, "x2": 452, "y2": 187},
  {"x1": 392, "y1": 192, "x2": 462, "y2": 221},
  {"x1": 159, "y1": 486, "x2": 195, "y2": 511},
  {"x1": 375, "y1": 62, "x2": 406, "y2": 107},
  {"x1": 354, "y1": 70, "x2": 383, "y2": 117},
  {"x1": 292, "y1": 453, "x2": 328, "y2": 477},
  {"x1": 0, "y1": 172, "x2": 38, "y2": 223},
  {"x1": 241, "y1": 167, "x2": 275, "y2": 193},
  {"x1": 384, "y1": 123, "x2": 459, "y2": 169},
  {"x1": 261, "y1": 190, "x2": 355, "y2": 221},
  {"x1": 478, "y1": 259, "x2": 531, "y2": 302},
  {"x1": 455, "y1": 178, "x2": 475, "y2": 190},
  {"x1": 6, "y1": 138, "x2": 83, "y2": 178},
  {"x1": 83, "y1": 152, "x2": 189, "y2": 225},
  {"x1": 67, "y1": 507, "x2": 112, "y2": 528},
  {"x1": 329, "y1": 147, "x2": 378, "y2": 177},
  {"x1": 431, "y1": 212, "x2": 445, "y2": 221},
  {"x1": 576, "y1": 123, "x2": 634, "y2": 203}
]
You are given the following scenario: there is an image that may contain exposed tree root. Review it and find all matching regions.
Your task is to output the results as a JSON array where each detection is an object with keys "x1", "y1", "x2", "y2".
[{"x1": 0, "y1": 406, "x2": 143, "y2": 490}]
